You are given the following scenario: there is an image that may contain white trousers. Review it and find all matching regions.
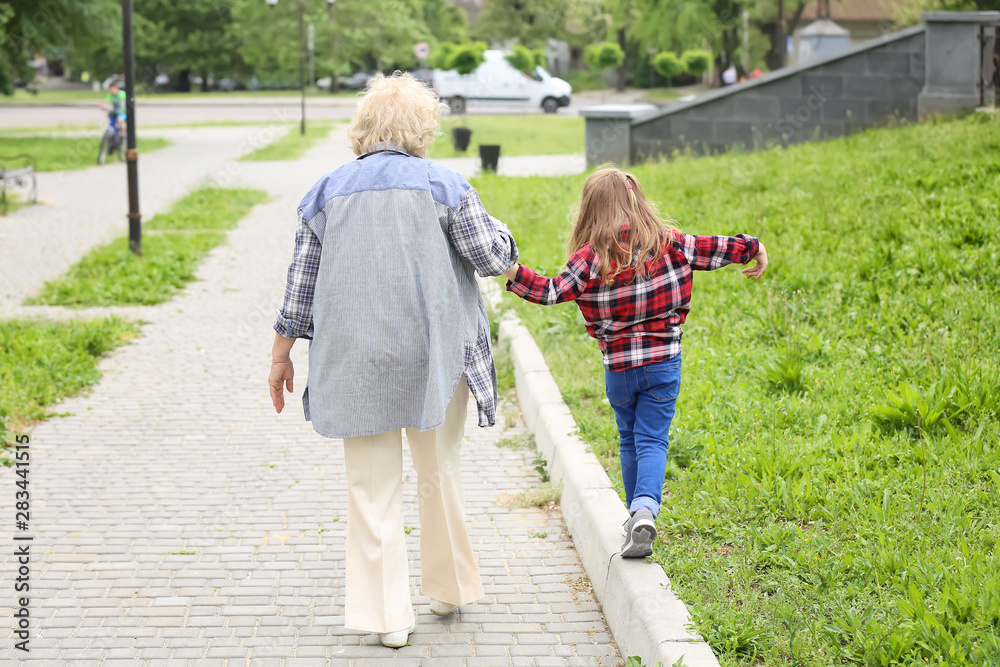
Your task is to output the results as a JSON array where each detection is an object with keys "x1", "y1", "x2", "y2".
[{"x1": 342, "y1": 376, "x2": 485, "y2": 632}]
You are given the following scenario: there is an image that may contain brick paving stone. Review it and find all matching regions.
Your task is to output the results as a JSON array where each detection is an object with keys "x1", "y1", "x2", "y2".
[{"x1": 0, "y1": 127, "x2": 618, "y2": 666}]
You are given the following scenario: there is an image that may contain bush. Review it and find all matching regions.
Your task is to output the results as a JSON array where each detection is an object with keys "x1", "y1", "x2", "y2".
[
  {"x1": 532, "y1": 48, "x2": 546, "y2": 69},
  {"x1": 431, "y1": 41, "x2": 457, "y2": 70},
  {"x1": 449, "y1": 41, "x2": 487, "y2": 75},
  {"x1": 584, "y1": 42, "x2": 625, "y2": 71},
  {"x1": 505, "y1": 44, "x2": 535, "y2": 74},
  {"x1": 682, "y1": 49, "x2": 713, "y2": 77},
  {"x1": 652, "y1": 52, "x2": 686, "y2": 79}
]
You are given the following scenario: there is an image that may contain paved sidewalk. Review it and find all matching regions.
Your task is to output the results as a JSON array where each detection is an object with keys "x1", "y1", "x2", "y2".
[
  {"x1": 0, "y1": 123, "x2": 293, "y2": 314},
  {"x1": 433, "y1": 154, "x2": 585, "y2": 180},
  {"x1": 0, "y1": 128, "x2": 619, "y2": 665}
]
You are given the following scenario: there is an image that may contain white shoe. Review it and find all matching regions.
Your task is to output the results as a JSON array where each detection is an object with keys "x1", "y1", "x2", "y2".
[
  {"x1": 380, "y1": 620, "x2": 416, "y2": 648},
  {"x1": 429, "y1": 599, "x2": 457, "y2": 616}
]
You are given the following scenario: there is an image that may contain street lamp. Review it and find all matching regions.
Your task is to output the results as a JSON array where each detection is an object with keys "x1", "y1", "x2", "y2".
[
  {"x1": 266, "y1": 0, "x2": 336, "y2": 136},
  {"x1": 121, "y1": 0, "x2": 141, "y2": 256}
]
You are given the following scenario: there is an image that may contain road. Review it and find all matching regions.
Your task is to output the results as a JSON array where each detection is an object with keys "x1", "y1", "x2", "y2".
[{"x1": 0, "y1": 90, "x2": 651, "y2": 128}]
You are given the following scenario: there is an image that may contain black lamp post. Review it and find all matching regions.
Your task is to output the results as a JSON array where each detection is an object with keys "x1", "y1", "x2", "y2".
[
  {"x1": 121, "y1": 0, "x2": 141, "y2": 256},
  {"x1": 266, "y1": 0, "x2": 336, "y2": 136}
]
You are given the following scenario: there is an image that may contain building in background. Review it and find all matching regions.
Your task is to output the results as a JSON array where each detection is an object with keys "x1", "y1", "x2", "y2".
[{"x1": 790, "y1": 0, "x2": 900, "y2": 65}]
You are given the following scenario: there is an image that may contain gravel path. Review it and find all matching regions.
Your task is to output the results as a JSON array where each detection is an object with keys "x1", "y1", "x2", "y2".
[{"x1": 0, "y1": 127, "x2": 617, "y2": 665}]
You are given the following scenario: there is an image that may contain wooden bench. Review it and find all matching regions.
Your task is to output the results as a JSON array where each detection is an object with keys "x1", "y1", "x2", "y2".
[{"x1": 0, "y1": 153, "x2": 38, "y2": 215}]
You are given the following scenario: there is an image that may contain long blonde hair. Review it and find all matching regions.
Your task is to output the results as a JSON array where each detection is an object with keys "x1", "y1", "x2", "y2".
[{"x1": 567, "y1": 167, "x2": 679, "y2": 284}]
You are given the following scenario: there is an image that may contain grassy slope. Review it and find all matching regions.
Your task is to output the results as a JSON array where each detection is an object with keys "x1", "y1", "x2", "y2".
[
  {"x1": 240, "y1": 120, "x2": 337, "y2": 161},
  {"x1": 476, "y1": 113, "x2": 1000, "y2": 666},
  {"x1": 428, "y1": 115, "x2": 584, "y2": 159},
  {"x1": 0, "y1": 136, "x2": 170, "y2": 171},
  {"x1": 28, "y1": 188, "x2": 268, "y2": 306},
  {"x1": 0, "y1": 318, "x2": 139, "y2": 449}
]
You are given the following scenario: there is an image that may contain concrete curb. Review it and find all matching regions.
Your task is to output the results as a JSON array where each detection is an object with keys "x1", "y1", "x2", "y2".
[{"x1": 480, "y1": 278, "x2": 720, "y2": 667}]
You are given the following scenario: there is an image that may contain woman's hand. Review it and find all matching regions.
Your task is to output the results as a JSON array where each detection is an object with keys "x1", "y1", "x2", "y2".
[
  {"x1": 742, "y1": 243, "x2": 768, "y2": 280},
  {"x1": 269, "y1": 358, "x2": 294, "y2": 413},
  {"x1": 269, "y1": 333, "x2": 297, "y2": 413}
]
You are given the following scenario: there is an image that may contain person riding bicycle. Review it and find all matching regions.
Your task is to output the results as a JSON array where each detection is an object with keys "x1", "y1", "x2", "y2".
[{"x1": 102, "y1": 79, "x2": 127, "y2": 134}]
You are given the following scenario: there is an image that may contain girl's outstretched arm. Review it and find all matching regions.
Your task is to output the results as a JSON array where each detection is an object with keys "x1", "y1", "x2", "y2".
[
  {"x1": 504, "y1": 246, "x2": 594, "y2": 306},
  {"x1": 741, "y1": 242, "x2": 768, "y2": 279},
  {"x1": 674, "y1": 231, "x2": 761, "y2": 271}
]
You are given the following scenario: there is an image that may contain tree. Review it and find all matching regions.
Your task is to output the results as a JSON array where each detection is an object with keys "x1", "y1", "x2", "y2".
[
  {"x1": 0, "y1": 0, "x2": 120, "y2": 95},
  {"x1": 681, "y1": 49, "x2": 712, "y2": 77},
  {"x1": 423, "y1": 0, "x2": 469, "y2": 44},
  {"x1": 431, "y1": 42, "x2": 458, "y2": 70},
  {"x1": 474, "y1": 0, "x2": 570, "y2": 48},
  {"x1": 604, "y1": 0, "x2": 639, "y2": 90},
  {"x1": 448, "y1": 42, "x2": 487, "y2": 74},
  {"x1": 584, "y1": 41, "x2": 625, "y2": 71},
  {"x1": 228, "y1": 0, "x2": 429, "y2": 86},
  {"x1": 505, "y1": 44, "x2": 536, "y2": 74},
  {"x1": 652, "y1": 51, "x2": 685, "y2": 80},
  {"x1": 135, "y1": 0, "x2": 236, "y2": 91}
]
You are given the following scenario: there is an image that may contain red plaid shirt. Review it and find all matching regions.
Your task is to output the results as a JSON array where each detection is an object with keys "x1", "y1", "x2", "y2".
[{"x1": 506, "y1": 230, "x2": 760, "y2": 371}]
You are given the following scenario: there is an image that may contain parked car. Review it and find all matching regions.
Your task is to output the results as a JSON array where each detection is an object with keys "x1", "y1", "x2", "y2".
[
  {"x1": 410, "y1": 68, "x2": 433, "y2": 85},
  {"x1": 433, "y1": 50, "x2": 571, "y2": 114},
  {"x1": 217, "y1": 77, "x2": 238, "y2": 92},
  {"x1": 337, "y1": 72, "x2": 371, "y2": 90}
]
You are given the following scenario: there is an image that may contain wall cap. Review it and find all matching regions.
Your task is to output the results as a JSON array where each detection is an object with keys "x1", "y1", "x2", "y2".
[
  {"x1": 921, "y1": 10, "x2": 1000, "y2": 22},
  {"x1": 579, "y1": 104, "x2": 659, "y2": 120},
  {"x1": 630, "y1": 23, "x2": 926, "y2": 127}
]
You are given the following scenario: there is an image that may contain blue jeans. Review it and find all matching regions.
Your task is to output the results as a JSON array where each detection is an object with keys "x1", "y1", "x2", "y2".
[{"x1": 604, "y1": 353, "x2": 681, "y2": 518}]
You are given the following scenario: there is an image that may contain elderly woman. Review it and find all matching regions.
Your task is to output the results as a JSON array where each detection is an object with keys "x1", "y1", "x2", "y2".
[{"x1": 267, "y1": 72, "x2": 518, "y2": 648}]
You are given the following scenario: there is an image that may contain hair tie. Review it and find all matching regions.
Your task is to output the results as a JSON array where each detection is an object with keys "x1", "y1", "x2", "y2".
[{"x1": 626, "y1": 183, "x2": 632, "y2": 189}]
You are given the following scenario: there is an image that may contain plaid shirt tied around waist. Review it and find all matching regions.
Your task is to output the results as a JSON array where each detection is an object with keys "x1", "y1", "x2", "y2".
[{"x1": 506, "y1": 230, "x2": 760, "y2": 372}]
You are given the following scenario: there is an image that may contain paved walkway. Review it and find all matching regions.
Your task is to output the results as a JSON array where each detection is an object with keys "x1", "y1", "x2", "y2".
[
  {"x1": 0, "y1": 127, "x2": 614, "y2": 665},
  {"x1": 0, "y1": 123, "x2": 293, "y2": 314}
]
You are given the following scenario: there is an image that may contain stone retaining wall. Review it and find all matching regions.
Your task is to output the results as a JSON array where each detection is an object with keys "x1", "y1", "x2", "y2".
[{"x1": 627, "y1": 25, "x2": 926, "y2": 161}]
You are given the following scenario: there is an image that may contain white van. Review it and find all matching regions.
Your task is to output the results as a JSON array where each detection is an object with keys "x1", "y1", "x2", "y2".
[{"x1": 433, "y1": 50, "x2": 572, "y2": 114}]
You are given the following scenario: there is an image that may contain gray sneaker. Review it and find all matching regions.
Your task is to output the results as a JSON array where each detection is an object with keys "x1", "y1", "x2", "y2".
[{"x1": 620, "y1": 509, "x2": 656, "y2": 558}]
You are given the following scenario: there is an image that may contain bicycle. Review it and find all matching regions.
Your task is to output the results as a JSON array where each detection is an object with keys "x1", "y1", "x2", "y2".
[{"x1": 97, "y1": 110, "x2": 125, "y2": 165}]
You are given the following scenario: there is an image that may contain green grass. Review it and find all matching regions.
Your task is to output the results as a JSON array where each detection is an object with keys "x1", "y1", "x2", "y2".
[
  {"x1": 427, "y1": 115, "x2": 584, "y2": 159},
  {"x1": 1, "y1": 193, "x2": 28, "y2": 215},
  {"x1": 240, "y1": 120, "x2": 338, "y2": 161},
  {"x1": 0, "y1": 317, "x2": 139, "y2": 450},
  {"x1": 28, "y1": 187, "x2": 268, "y2": 306},
  {"x1": 477, "y1": 112, "x2": 1000, "y2": 666},
  {"x1": 0, "y1": 123, "x2": 94, "y2": 135},
  {"x1": 146, "y1": 187, "x2": 268, "y2": 231},
  {"x1": 0, "y1": 135, "x2": 169, "y2": 171}
]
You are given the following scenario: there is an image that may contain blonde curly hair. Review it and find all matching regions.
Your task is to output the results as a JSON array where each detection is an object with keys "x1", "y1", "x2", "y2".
[{"x1": 348, "y1": 71, "x2": 446, "y2": 158}]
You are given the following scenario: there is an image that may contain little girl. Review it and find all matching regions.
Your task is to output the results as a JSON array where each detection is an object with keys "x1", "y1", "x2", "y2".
[{"x1": 504, "y1": 167, "x2": 768, "y2": 558}]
